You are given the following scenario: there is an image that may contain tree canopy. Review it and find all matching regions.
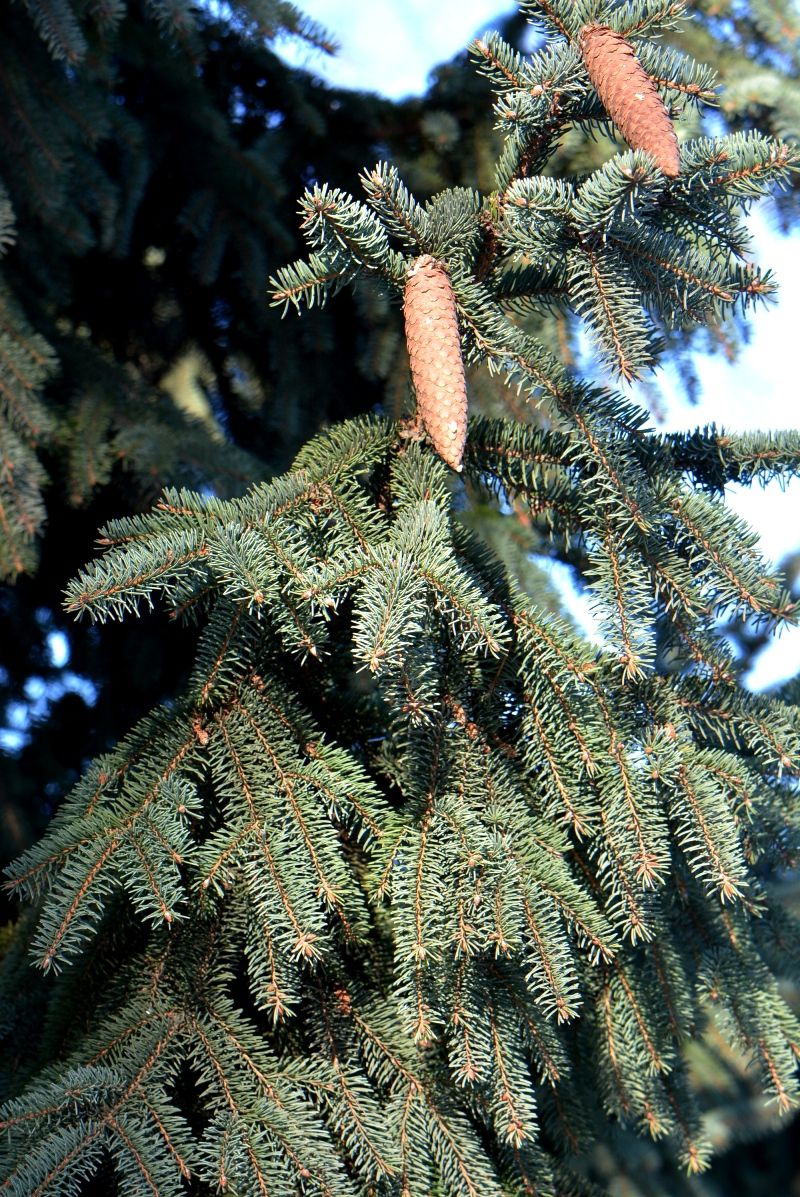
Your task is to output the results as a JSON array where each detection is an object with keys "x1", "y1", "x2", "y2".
[{"x1": 1, "y1": 2, "x2": 800, "y2": 1195}]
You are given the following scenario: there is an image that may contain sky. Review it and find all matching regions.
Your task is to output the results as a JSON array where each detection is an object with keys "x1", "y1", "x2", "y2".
[
  {"x1": 279, "y1": 0, "x2": 800, "y2": 691},
  {"x1": 279, "y1": 1, "x2": 519, "y2": 97}
]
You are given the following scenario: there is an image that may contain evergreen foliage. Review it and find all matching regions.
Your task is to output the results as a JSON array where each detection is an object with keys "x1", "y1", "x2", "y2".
[
  {"x1": 0, "y1": 0, "x2": 397, "y2": 587},
  {"x1": 2, "y1": 2, "x2": 800, "y2": 1195},
  {"x1": 0, "y1": 0, "x2": 409, "y2": 866}
]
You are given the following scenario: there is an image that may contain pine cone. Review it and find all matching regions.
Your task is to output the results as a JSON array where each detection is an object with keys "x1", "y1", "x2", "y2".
[
  {"x1": 579, "y1": 25, "x2": 680, "y2": 178},
  {"x1": 403, "y1": 255, "x2": 468, "y2": 472}
]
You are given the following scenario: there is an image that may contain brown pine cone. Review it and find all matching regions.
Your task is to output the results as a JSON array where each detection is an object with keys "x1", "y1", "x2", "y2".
[
  {"x1": 403, "y1": 255, "x2": 468, "y2": 472},
  {"x1": 579, "y1": 25, "x2": 680, "y2": 178}
]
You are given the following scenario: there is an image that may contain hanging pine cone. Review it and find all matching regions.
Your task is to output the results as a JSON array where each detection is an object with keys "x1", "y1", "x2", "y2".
[
  {"x1": 403, "y1": 255, "x2": 468, "y2": 472},
  {"x1": 579, "y1": 25, "x2": 680, "y2": 178}
]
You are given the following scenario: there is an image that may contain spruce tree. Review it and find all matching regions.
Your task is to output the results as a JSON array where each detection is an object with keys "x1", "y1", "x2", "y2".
[
  {"x1": 2, "y1": 2, "x2": 800, "y2": 1195},
  {"x1": 0, "y1": 0, "x2": 404, "y2": 859}
]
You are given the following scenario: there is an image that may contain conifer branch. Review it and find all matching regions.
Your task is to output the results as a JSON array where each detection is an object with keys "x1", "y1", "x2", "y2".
[{"x1": 5, "y1": 3, "x2": 800, "y2": 1193}]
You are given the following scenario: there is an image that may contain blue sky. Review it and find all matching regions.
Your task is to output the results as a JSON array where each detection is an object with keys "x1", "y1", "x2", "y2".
[
  {"x1": 282, "y1": 1, "x2": 800, "y2": 688},
  {"x1": 280, "y1": 1, "x2": 519, "y2": 97}
]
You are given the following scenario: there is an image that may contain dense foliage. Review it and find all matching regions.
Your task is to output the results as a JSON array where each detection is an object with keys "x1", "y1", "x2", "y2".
[{"x1": 2, "y1": 1, "x2": 800, "y2": 1195}]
